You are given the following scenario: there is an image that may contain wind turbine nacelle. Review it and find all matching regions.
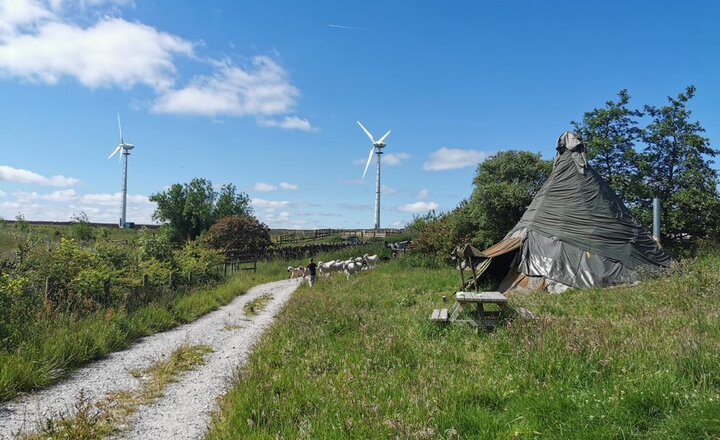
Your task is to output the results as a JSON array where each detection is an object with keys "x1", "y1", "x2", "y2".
[
  {"x1": 123, "y1": 144, "x2": 135, "y2": 151},
  {"x1": 374, "y1": 142, "x2": 386, "y2": 149}
]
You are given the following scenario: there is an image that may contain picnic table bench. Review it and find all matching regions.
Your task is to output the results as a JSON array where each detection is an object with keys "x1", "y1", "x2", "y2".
[{"x1": 430, "y1": 291, "x2": 510, "y2": 329}]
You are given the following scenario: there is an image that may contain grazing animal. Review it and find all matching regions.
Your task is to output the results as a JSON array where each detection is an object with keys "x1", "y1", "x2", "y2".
[
  {"x1": 319, "y1": 260, "x2": 335, "y2": 277},
  {"x1": 343, "y1": 261, "x2": 361, "y2": 280},
  {"x1": 287, "y1": 266, "x2": 306, "y2": 280},
  {"x1": 363, "y1": 254, "x2": 379, "y2": 268}
]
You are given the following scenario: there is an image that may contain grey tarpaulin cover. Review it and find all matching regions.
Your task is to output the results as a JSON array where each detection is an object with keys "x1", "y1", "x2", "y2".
[{"x1": 475, "y1": 132, "x2": 672, "y2": 291}]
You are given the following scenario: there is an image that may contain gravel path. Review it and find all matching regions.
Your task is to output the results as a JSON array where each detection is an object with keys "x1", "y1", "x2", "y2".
[{"x1": 0, "y1": 279, "x2": 301, "y2": 440}]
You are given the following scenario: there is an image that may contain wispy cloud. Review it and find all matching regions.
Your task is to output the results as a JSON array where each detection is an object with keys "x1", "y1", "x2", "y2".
[
  {"x1": 0, "y1": 165, "x2": 79, "y2": 187},
  {"x1": 423, "y1": 148, "x2": 488, "y2": 171},
  {"x1": 279, "y1": 182, "x2": 298, "y2": 191},
  {"x1": 327, "y1": 24, "x2": 358, "y2": 30},
  {"x1": 383, "y1": 153, "x2": 411, "y2": 166},
  {"x1": 251, "y1": 198, "x2": 291, "y2": 209},
  {"x1": 416, "y1": 189, "x2": 429, "y2": 199},
  {"x1": 253, "y1": 182, "x2": 277, "y2": 192},
  {"x1": 257, "y1": 115, "x2": 315, "y2": 132},
  {"x1": 381, "y1": 185, "x2": 397, "y2": 195},
  {"x1": 253, "y1": 182, "x2": 299, "y2": 192},
  {"x1": 397, "y1": 201, "x2": 438, "y2": 213}
]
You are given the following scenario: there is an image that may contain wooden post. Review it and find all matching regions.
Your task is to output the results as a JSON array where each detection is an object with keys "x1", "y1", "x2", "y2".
[
  {"x1": 142, "y1": 274, "x2": 149, "y2": 289},
  {"x1": 469, "y1": 256, "x2": 479, "y2": 292},
  {"x1": 168, "y1": 272, "x2": 175, "y2": 290}
]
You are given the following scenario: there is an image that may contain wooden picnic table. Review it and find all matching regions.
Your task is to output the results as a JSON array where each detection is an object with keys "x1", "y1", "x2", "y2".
[{"x1": 431, "y1": 291, "x2": 510, "y2": 329}]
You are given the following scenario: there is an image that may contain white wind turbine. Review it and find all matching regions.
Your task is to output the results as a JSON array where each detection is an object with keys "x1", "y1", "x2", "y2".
[
  {"x1": 107, "y1": 113, "x2": 135, "y2": 228},
  {"x1": 358, "y1": 121, "x2": 391, "y2": 230}
]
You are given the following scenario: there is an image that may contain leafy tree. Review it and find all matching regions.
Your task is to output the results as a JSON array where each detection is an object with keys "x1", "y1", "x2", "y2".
[
  {"x1": 150, "y1": 178, "x2": 253, "y2": 243},
  {"x1": 571, "y1": 89, "x2": 643, "y2": 200},
  {"x1": 468, "y1": 151, "x2": 552, "y2": 248},
  {"x1": 214, "y1": 184, "x2": 253, "y2": 220},
  {"x1": 204, "y1": 215, "x2": 271, "y2": 254},
  {"x1": 639, "y1": 86, "x2": 720, "y2": 240}
]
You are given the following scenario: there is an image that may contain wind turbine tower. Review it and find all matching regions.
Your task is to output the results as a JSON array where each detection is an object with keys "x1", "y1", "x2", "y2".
[
  {"x1": 107, "y1": 113, "x2": 135, "y2": 228},
  {"x1": 358, "y1": 121, "x2": 391, "y2": 230}
]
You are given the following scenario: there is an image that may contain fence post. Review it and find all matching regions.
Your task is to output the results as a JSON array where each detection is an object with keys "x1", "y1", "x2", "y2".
[{"x1": 168, "y1": 272, "x2": 175, "y2": 291}]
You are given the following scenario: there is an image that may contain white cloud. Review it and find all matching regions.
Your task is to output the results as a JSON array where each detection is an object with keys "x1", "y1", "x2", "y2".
[
  {"x1": 152, "y1": 57, "x2": 299, "y2": 117},
  {"x1": 416, "y1": 189, "x2": 429, "y2": 199},
  {"x1": 279, "y1": 182, "x2": 298, "y2": 191},
  {"x1": 381, "y1": 185, "x2": 397, "y2": 195},
  {"x1": 251, "y1": 198, "x2": 290, "y2": 209},
  {"x1": 82, "y1": 192, "x2": 151, "y2": 205},
  {"x1": 0, "y1": 190, "x2": 5, "y2": 198},
  {"x1": 0, "y1": 189, "x2": 156, "y2": 223},
  {"x1": 0, "y1": 2, "x2": 308, "y2": 125},
  {"x1": 0, "y1": 164, "x2": 79, "y2": 186},
  {"x1": 259, "y1": 210, "x2": 307, "y2": 229},
  {"x1": 0, "y1": 13, "x2": 194, "y2": 90},
  {"x1": 383, "y1": 152, "x2": 411, "y2": 166},
  {"x1": 15, "y1": 188, "x2": 77, "y2": 202},
  {"x1": 0, "y1": 0, "x2": 52, "y2": 32},
  {"x1": 254, "y1": 182, "x2": 298, "y2": 192},
  {"x1": 258, "y1": 115, "x2": 315, "y2": 132},
  {"x1": 398, "y1": 201, "x2": 438, "y2": 213},
  {"x1": 253, "y1": 182, "x2": 277, "y2": 192},
  {"x1": 423, "y1": 147, "x2": 488, "y2": 171}
]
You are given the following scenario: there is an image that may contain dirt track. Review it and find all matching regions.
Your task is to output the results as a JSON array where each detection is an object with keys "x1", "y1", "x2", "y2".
[{"x1": 0, "y1": 279, "x2": 301, "y2": 440}]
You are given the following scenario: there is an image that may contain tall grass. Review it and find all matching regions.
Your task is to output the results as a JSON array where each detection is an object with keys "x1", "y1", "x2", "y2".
[
  {"x1": 208, "y1": 254, "x2": 720, "y2": 439},
  {"x1": 0, "y1": 269, "x2": 281, "y2": 402}
]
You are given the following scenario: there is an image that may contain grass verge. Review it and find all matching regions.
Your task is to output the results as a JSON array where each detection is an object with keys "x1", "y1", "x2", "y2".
[
  {"x1": 207, "y1": 255, "x2": 720, "y2": 439},
  {"x1": 244, "y1": 295, "x2": 274, "y2": 316},
  {"x1": 0, "y1": 269, "x2": 279, "y2": 403},
  {"x1": 23, "y1": 344, "x2": 212, "y2": 439}
]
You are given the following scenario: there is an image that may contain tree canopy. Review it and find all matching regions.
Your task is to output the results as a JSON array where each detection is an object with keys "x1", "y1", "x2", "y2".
[{"x1": 150, "y1": 178, "x2": 253, "y2": 243}]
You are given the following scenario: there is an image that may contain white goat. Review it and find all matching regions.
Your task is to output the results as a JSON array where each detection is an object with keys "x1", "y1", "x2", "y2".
[
  {"x1": 363, "y1": 254, "x2": 379, "y2": 268},
  {"x1": 287, "y1": 266, "x2": 306, "y2": 280},
  {"x1": 344, "y1": 261, "x2": 362, "y2": 280},
  {"x1": 318, "y1": 260, "x2": 335, "y2": 277}
]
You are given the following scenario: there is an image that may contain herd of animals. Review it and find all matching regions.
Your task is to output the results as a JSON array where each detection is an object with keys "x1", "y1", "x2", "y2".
[{"x1": 287, "y1": 253, "x2": 380, "y2": 281}]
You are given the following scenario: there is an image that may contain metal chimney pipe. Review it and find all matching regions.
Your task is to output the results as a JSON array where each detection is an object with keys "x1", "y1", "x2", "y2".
[{"x1": 652, "y1": 197, "x2": 661, "y2": 243}]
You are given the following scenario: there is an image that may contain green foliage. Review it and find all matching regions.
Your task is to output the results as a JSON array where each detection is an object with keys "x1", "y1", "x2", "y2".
[
  {"x1": 572, "y1": 89, "x2": 643, "y2": 201},
  {"x1": 409, "y1": 151, "x2": 550, "y2": 262},
  {"x1": 70, "y1": 212, "x2": 95, "y2": 242},
  {"x1": 411, "y1": 202, "x2": 477, "y2": 263},
  {"x1": 468, "y1": 150, "x2": 551, "y2": 249},
  {"x1": 150, "y1": 178, "x2": 253, "y2": 243},
  {"x1": 639, "y1": 86, "x2": 720, "y2": 241},
  {"x1": 204, "y1": 215, "x2": 271, "y2": 253},
  {"x1": 214, "y1": 184, "x2": 253, "y2": 220}
]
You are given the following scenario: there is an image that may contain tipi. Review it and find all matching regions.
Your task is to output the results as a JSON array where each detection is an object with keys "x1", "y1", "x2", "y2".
[{"x1": 458, "y1": 132, "x2": 672, "y2": 293}]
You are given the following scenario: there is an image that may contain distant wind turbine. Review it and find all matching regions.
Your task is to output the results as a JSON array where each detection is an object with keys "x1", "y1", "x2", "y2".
[
  {"x1": 107, "y1": 113, "x2": 135, "y2": 228},
  {"x1": 358, "y1": 121, "x2": 391, "y2": 230}
]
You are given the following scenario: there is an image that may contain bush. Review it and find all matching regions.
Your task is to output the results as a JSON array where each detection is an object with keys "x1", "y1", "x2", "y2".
[{"x1": 204, "y1": 215, "x2": 271, "y2": 254}]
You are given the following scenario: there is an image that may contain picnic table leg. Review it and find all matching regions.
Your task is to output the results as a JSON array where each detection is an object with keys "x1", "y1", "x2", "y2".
[{"x1": 476, "y1": 303, "x2": 485, "y2": 327}]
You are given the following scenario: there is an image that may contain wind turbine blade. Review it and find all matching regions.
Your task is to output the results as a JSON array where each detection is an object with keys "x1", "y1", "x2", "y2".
[
  {"x1": 357, "y1": 121, "x2": 375, "y2": 143},
  {"x1": 108, "y1": 145, "x2": 121, "y2": 159},
  {"x1": 117, "y1": 113, "x2": 123, "y2": 144},
  {"x1": 377, "y1": 130, "x2": 391, "y2": 144},
  {"x1": 362, "y1": 147, "x2": 375, "y2": 179}
]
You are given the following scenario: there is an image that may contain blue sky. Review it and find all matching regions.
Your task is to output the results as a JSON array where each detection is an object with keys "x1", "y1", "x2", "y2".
[{"x1": 0, "y1": 0, "x2": 718, "y2": 229}]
